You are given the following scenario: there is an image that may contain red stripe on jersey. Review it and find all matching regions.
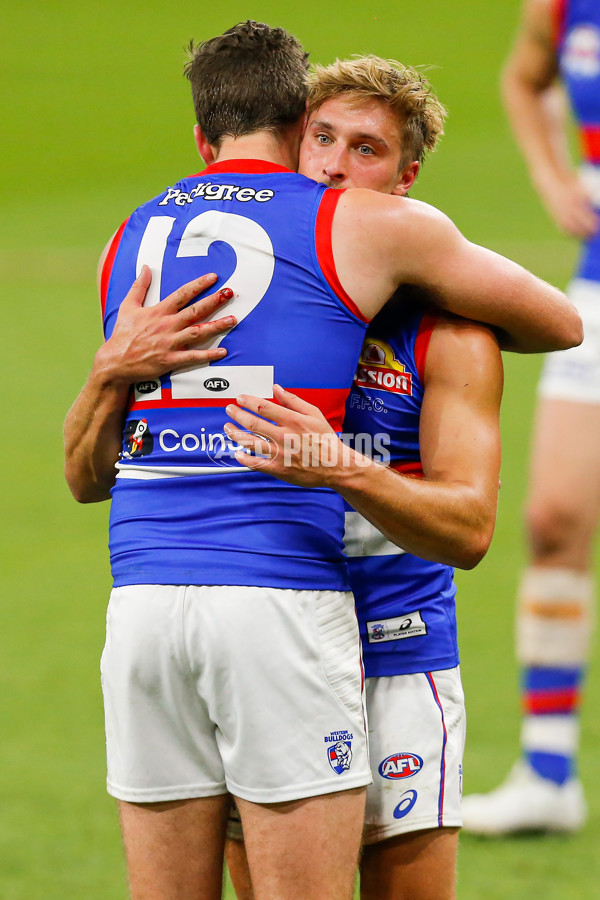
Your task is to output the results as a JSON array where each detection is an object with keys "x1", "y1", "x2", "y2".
[
  {"x1": 192, "y1": 159, "x2": 294, "y2": 177},
  {"x1": 390, "y1": 460, "x2": 424, "y2": 478},
  {"x1": 315, "y1": 189, "x2": 370, "y2": 324},
  {"x1": 414, "y1": 313, "x2": 437, "y2": 383},
  {"x1": 552, "y1": 0, "x2": 568, "y2": 48},
  {"x1": 288, "y1": 387, "x2": 351, "y2": 432},
  {"x1": 581, "y1": 126, "x2": 600, "y2": 164},
  {"x1": 130, "y1": 385, "x2": 351, "y2": 430},
  {"x1": 100, "y1": 218, "x2": 129, "y2": 316},
  {"x1": 524, "y1": 687, "x2": 579, "y2": 715}
]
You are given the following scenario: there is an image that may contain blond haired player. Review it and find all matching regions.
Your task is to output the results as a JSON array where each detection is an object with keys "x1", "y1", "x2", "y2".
[{"x1": 225, "y1": 56, "x2": 500, "y2": 900}]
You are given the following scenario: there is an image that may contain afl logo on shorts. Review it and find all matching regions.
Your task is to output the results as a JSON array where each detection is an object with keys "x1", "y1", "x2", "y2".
[
  {"x1": 379, "y1": 752, "x2": 423, "y2": 779},
  {"x1": 328, "y1": 741, "x2": 353, "y2": 775},
  {"x1": 204, "y1": 377, "x2": 230, "y2": 392}
]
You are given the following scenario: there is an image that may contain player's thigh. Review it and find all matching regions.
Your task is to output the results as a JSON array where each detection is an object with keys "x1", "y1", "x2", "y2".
[
  {"x1": 526, "y1": 398, "x2": 600, "y2": 549},
  {"x1": 119, "y1": 794, "x2": 231, "y2": 900},
  {"x1": 101, "y1": 585, "x2": 226, "y2": 803},
  {"x1": 363, "y1": 668, "x2": 465, "y2": 844},
  {"x1": 360, "y1": 827, "x2": 459, "y2": 900},
  {"x1": 235, "y1": 787, "x2": 366, "y2": 900}
]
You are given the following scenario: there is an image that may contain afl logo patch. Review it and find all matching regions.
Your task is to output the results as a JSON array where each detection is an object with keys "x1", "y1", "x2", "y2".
[
  {"x1": 379, "y1": 752, "x2": 423, "y2": 779},
  {"x1": 136, "y1": 380, "x2": 160, "y2": 394},
  {"x1": 204, "y1": 377, "x2": 230, "y2": 392}
]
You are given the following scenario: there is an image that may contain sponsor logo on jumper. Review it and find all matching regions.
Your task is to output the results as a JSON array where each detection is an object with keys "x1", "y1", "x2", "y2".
[
  {"x1": 366, "y1": 610, "x2": 427, "y2": 643},
  {"x1": 354, "y1": 339, "x2": 413, "y2": 396},
  {"x1": 563, "y1": 25, "x2": 600, "y2": 79},
  {"x1": 379, "y1": 753, "x2": 423, "y2": 780},
  {"x1": 204, "y1": 377, "x2": 230, "y2": 392},
  {"x1": 325, "y1": 731, "x2": 354, "y2": 775},
  {"x1": 123, "y1": 419, "x2": 154, "y2": 458},
  {"x1": 393, "y1": 790, "x2": 418, "y2": 819},
  {"x1": 158, "y1": 427, "x2": 276, "y2": 469},
  {"x1": 158, "y1": 183, "x2": 275, "y2": 207}
]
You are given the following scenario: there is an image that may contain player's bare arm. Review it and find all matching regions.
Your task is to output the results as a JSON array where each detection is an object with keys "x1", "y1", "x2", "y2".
[
  {"x1": 225, "y1": 316, "x2": 502, "y2": 569},
  {"x1": 64, "y1": 268, "x2": 235, "y2": 503},
  {"x1": 502, "y1": 0, "x2": 598, "y2": 237},
  {"x1": 332, "y1": 189, "x2": 583, "y2": 352}
]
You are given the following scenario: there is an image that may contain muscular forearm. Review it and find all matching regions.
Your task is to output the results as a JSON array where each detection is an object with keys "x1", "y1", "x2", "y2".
[
  {"x1": 64, "y1": 349, "x2": 130, "y2": 503},
  {"x1": 328, "y1": 448, "x2": 497, "y2": 570}
]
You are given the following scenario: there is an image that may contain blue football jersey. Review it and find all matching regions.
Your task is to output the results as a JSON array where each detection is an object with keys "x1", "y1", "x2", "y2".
[
  {"x1": 556, "y1": 0, "x2": 600, "y2": 279},
  {"x1": 342, "y1": 302, "x2": 459, "y2": 678},
  {"x1": 101, "y1": 160, "x2": 369, "y2": 589}
]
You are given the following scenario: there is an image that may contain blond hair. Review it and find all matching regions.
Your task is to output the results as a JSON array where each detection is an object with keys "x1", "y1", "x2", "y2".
[{"x1": 308, "y1": 56, "x2": 446, "y2": 165}]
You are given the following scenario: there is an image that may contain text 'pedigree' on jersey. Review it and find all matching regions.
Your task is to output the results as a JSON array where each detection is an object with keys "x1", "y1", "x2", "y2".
[{"x1": 158, "y1": 183, "x2": 275, "y2": 207}]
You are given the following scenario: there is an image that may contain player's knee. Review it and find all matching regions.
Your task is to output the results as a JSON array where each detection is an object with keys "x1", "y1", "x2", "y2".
[{"x1": 525, "y1": 500, "x2": 585, "y2": 560}]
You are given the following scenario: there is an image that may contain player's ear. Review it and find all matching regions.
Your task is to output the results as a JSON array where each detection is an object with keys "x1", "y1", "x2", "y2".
[
  {"x1": 194, "y1": 124, "x2": 216, "y2": 166},
  {"x1": 392, "y1": 160, "x2": 419, "y2": 196}
]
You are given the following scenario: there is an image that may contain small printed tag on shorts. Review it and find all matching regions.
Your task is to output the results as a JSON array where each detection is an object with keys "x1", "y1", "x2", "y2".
[{"x1": 366, "y1": 610, "x2": 427, "y2": 643}]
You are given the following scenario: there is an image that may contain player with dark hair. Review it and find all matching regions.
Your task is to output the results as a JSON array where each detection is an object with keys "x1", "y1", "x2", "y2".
[{"x1": 65, "y1": 21, "x2": 581, "y2": 900}]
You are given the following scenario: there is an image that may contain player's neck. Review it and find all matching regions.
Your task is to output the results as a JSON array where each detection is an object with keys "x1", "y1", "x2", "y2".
[{"x1": 212, "y1": 126, "x2": 303, "y2": 172}]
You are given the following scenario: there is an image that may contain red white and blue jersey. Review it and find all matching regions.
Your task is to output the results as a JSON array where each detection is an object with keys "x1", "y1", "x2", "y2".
[
  {"x1": 342, "y1": 302, "x2": 458, "y2": 678},
  {"x1": 555, "y1": 0, "x2": 600, "y2": 280},
  {"x1": 101, "y1": 160, "x2": 369, "y2": 589}
]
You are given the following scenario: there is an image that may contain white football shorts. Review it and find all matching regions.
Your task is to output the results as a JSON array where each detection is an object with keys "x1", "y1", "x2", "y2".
[
  {"x1": 538, "y1": 278, "x2": 600, "y2": 404},
  {"x1": 101, "y1": 584, "x2": 370, "y2": 804},
  {"x1": 362, "y1": 667, "x2": 466, "y2": 842},
  {"x1": 228, "y1": 666, "x2": 465, "y2": 842}
]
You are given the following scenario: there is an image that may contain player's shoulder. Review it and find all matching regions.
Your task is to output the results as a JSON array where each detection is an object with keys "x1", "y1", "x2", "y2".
[
  {"x1": 425, "y1": 313, "x2": 503, "y2": 382},
  {"x1": 338, "y1": 189, "x2": 454, "y2": 237}
]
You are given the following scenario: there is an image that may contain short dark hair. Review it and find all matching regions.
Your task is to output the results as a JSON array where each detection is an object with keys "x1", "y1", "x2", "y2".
[{"x1": 184, "y1": 21, "x2": 309, "y2": 147}]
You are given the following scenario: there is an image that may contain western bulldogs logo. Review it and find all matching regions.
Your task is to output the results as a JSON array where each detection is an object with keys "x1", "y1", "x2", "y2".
[
  {"x1": 379, "y1": 752, "x2": 423, "y2": 780},
  {"x1": 123, "y1": 419, "x2": 154, "y2": 458},
  {"x1": 324, "y1": 730, "x2": 354, "y2": 774},
  {"x1": 328, "y1": 741, "x2": 353, "y2": 774},
  {"x1": 370, "y1": 623, "x2": 386, "y2": 641}
]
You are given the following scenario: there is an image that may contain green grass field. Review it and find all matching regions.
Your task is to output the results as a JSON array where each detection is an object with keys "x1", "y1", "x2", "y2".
[{"x1": 2, "y1": 0, "x2": 599, "y2": 896}]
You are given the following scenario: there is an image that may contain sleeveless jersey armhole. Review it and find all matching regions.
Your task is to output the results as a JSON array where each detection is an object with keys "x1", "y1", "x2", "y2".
[
  {"x1": 314, "y1": 188, "x2": 370, "y2": 324},
  {"x1": 414, "y1": 313, "x2": 437, "y2": 384},
  {"x1": 552, "y1": 0, "x2": 568, "y2": 48},
  {"x1": 100, "y1": 218, "x2": 129, "y2": 317}
]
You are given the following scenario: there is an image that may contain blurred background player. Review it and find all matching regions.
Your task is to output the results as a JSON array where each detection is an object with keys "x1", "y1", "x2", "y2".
[
  {"x1": 462, "y1": 0, "x2": 600, "y2": 834},
  {"x1": 225, "y1": 56, "x2": 503, "y2": 900}
]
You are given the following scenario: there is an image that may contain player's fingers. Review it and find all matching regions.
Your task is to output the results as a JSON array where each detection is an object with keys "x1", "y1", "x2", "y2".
[
  {"x1": 234, "y1": 393, "x2": 299, "y2": 428},
  {"x1": 273, "y1": 384, "x2": 324, "y2": 417},
  {"x1": 122, "y1": 265, "x2": 152, "y2": 307},
  {"x1": 223, "y1": 424, "x2": 273, "y2": 457},
  {"x1": 175, "y1": 315, "x2": 236, "y2": 347},
  {"x1": 181, "y1": 287, "x2": 235, "y2": 324},
  {"x1": 225, "y1": 403, "x2": 278, "y2": 440},
  {"x1": 161, "y1": 273, "x2": 219, "y2": 313},
  {"x1": 173, "y1": 346, "x2": 228, "y2": 367}
]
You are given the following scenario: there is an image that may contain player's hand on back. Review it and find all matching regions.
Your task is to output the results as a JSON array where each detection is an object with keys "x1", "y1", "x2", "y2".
[{"x1": 95, "y1": 267, "x2": 237, "y2": 385}]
